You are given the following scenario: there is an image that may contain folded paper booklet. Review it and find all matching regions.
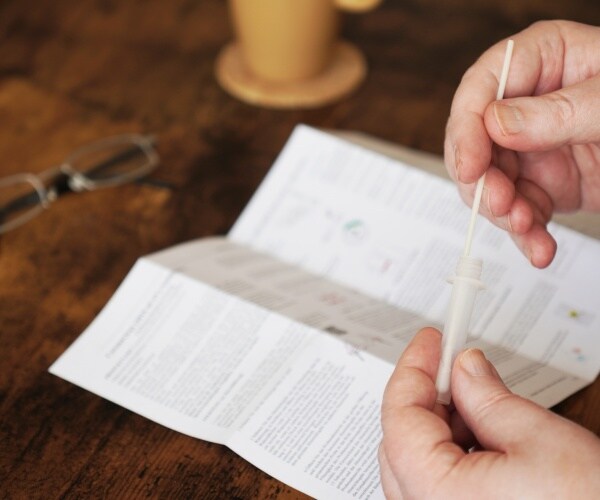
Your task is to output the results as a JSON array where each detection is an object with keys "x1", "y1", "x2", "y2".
[{"x1": 50, "y1": 126, "x2": 600, "y2": 500}]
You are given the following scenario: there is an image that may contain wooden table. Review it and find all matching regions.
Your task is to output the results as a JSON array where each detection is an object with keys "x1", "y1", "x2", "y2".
[{"x1": 1, "y1": 1, "x2": 599, "y2": 497}]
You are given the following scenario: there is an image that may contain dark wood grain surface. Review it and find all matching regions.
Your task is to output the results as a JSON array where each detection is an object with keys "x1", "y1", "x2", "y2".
[{"x1": 1, "y1": 1, "x2": 600, "y2": 498}]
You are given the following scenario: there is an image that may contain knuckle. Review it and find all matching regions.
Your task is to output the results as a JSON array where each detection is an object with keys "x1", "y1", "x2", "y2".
[
  {"x1": 471, "y1": 388, "x2": 517, "y2": 422},
  {"x1": 460, "y1": 64, "x2": 479, "y2": 84},
  {"x1": 529, "y1": 20, "x2": 553, "y2": 31},
  {"x1": 547, "y1": 91, "x2": 577, "y2": 130},
  {"x1": 528, "y1": 19, "x2": 565, "y2": 36},
  {"x1": 458, "y1": 184, "x2": 472, "y2": 205}
]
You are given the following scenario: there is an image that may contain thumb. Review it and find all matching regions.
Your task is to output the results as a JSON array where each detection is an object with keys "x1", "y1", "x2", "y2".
[
  {"x1": 451, "y1": 348, "x2": 549, "y2": 452},
  {"x1": 484, "y1": 75, "x2": 600, "y2": 151}
]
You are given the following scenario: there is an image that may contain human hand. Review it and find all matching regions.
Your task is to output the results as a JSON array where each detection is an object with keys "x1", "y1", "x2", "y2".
[
  {"x1": 379, "y1": 328, "x2": 600, "y2": 499},
  {"x1": 445, "y1": 21, "x2": 600, "y2": 268}
]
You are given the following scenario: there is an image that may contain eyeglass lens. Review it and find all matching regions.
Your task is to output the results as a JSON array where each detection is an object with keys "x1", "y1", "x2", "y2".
[
  {"x1": 68, "y1": 139, "x2": 152, "y2": 182},
  {"x1": 0, "y1": 177, "x2": 44, "y2": 232}
]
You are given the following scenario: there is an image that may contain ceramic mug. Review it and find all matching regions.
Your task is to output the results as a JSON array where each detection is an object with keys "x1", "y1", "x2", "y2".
[{"x1": 229, "y1": 0, "x2": 381, "y2": 83}]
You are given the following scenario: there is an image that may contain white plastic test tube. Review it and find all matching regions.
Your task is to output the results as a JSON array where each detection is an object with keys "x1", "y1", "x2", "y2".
[
  {"x1": 435, "y1": 39, "x2": 514, "y2": 405},
  {"x1": 435, "y1": 256, "x2": 484, "y2": 405}
]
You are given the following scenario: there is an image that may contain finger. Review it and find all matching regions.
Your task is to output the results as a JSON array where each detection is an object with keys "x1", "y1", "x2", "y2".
[
  {"x1": 446, "y1": 22, "x2": 566, "y2": 184},
  {"x1": 444, "y1": 111, "x2": 492, "y2": 183},
  {"x1": 494, "y1": 145, "x2": 520, "y2": 182},
  {"x1": 381, "y1": 328, "x2": 464, "y2": 497},
  {"x1": 482, "y1": 169, "x2": 535, "y2": 235},
  {"x1": 378, "y1": 443, "x2": 404, "y2": 499},
  {"x1": 451, "y1": 348, "x2": 553, "y2": 452},
  {"x1": 518, "y1": 149, "x2": 583, "y2": 212},
  {"x1": 458, "y1": 174, "x2": 533, "y2": 234},
  {"x1": 483, "y1": 166, "x2": 515, "y2": 218},
  {"x1": 485, "y1": 75, "x2": 600, "y2": 152},
  {"x1": 510, "y1": 223, "x2": 557, "y2": 268},
  {"x1": 506, "y1": 193, "x2": 535, "y2": 234},
  {"x1": 528, "y1": 203, "x2": 549, "y2": 227},
  {"x1": 390, "y1": 327, "x2": 449, "y2": 425},
  {"x1": 449, "y1": 409, "x2": 477, "y2": 451},
  {"x1": 515, "y1": 178, "x2": 554, "y2": 224},
  {"x1": 382, "y1": 328, "x2": 448, "y2": 431},
  {"x1": 388, "y1": 327, "x2": 443, "y2": 390}
]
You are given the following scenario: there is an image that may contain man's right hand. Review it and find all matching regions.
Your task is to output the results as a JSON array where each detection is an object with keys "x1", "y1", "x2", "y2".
[{"x1": 444, "y1": 20, "x2": 600, "y2": 268}]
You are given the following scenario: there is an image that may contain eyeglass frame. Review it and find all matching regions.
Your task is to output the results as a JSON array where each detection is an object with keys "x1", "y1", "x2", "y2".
[{"x1": 0, "y1": 133, "x2": 159, "y2": 234}]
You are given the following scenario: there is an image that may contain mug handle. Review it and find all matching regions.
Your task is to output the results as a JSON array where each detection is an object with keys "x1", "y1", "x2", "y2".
[{"x1": 334, "y1": 0, "x2": 381, "y2": 12}]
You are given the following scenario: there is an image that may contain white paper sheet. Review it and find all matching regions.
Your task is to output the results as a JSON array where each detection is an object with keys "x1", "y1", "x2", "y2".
[
  {"x1": 51, "y1": 256, "x2": 392, "y2": 499},
  {"x1": 51, "y1": 125, "x2": 600, "y2": 499},
  {"x1": 231, "y1": 126, "x2": 600, "y2": 393}
]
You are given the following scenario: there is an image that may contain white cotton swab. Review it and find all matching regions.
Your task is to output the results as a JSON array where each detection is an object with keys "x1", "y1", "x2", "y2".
[
  {"x1": 463, "y1": 39, "x2": 514, "y2": 258},
  {"x1": 435, "y1": 39, "x2": 515, "y2": 405}
]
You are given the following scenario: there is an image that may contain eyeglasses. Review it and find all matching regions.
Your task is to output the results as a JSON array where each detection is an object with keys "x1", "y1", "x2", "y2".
[{"x1": 0, "y1": 133, "x2": 159, "y2": 234}]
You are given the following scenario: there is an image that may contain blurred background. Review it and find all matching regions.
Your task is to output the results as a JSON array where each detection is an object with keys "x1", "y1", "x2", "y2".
[
  {"x1": 2, "y1": 1, "x2": 600, "y2": 498},
  {"x1": 2, "y1": 1, "x2": 599, "y2": 240}
]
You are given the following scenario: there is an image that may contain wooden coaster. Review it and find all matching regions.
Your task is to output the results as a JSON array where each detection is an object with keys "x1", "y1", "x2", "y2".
[{"x1": 215, "y1": 41, "x2": 367, "y2": 109}]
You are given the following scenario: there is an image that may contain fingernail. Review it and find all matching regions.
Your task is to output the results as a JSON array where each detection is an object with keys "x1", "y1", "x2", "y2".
[
  {"x1": 523, "y1": 241, "x2": 534, "y2": 265},
  {"x1": 484, "y1": 185, "x2": 495, "y2": 217},
  {"x1": 453, "y1": 144, "x2": 462, "y2": 181},
  {"x1": 459, "y1": 349, "x2": 493, "y2": 376},
  {"x1": 507, "y1": 211, "x2": 513, "y2": 233},
  {"x1": 494, "y1": 103, "x2": 524, "y2": 135}
]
